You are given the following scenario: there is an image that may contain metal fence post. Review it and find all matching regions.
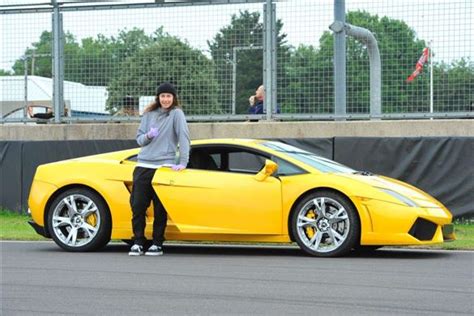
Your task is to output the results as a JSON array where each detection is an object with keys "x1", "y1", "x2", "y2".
[
  {"x1": 52, "y1": 0, "x2": 64, "y2": 123},
  {"x1": 23, "y1": 57, "x2": 28, "y2": 120},
  {"x1": 263, "y1": 0, "x2": 276, "y2": 120},
  {"x1": 232, "y1": 46, "x2": 264, "y2": 115},
  {"x1": 232, "y1": 49, "x2": 237, "y2": 115},
  {"x1": 333, "y1": 0, "x2": 346, "y2": 120},
  {"x1": 343, "y1": 23, "x2": 382, "y2": 118}
]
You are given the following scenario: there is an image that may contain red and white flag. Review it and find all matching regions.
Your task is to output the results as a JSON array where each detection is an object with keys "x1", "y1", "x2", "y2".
[{"x1": 406, "y1": 48, "x2": 429, "y2": 82}]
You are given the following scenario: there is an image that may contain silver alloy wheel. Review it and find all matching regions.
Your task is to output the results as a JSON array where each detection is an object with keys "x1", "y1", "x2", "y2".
[
  {"x1": 296, "y1": 197, "x2": 350, "y2": 253},
  {"x1": 51, "y1": 194, "x2": 101, "y2": 248}
]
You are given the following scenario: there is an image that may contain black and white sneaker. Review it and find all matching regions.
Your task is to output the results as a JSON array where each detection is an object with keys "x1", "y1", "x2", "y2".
[
  {"x1": 128, "y1": 244, "x2": 144, "y2": 256},
  {"x1": 145, "y1": 244, "x2": 163, "y2": 256}
]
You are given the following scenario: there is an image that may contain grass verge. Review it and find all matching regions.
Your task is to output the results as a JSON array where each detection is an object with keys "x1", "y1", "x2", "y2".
[
  {"x1": 1, "y1": 210, "x2": 473, "y2": 249},
  {"x1": 429, "y1": 223, "x2": 474, "y2": 250},
  {"x1": 0, "y1": 210, "x2": 47, "y2": 241}
]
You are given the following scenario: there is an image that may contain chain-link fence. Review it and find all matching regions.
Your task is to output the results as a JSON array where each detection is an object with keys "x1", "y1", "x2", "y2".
[{"x1": 1, "y1": 0, "x2": 472, "y2": 122}]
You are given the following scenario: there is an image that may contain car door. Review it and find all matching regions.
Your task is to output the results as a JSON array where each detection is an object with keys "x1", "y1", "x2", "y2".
[{"x1": 152, "y1": 147, "x2": 282, "y2": 235}]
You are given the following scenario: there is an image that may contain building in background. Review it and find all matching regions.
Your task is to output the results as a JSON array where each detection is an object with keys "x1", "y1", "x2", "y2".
[{"x1": 0, "y1": 76, "x2": 109, "y2": 119}]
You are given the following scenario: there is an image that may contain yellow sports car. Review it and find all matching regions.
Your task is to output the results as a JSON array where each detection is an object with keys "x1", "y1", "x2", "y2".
[{"x1": 28, "y1": 139, "x2": 455, "y2": 257}]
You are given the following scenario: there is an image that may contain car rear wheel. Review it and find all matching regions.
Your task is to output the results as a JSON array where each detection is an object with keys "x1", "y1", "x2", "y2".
[
  {"x1": 292, "y1": 190, "x2": 360, "y2": 257},
  {"x1": 47, "y1": 188, "x2": 111, "y2": 252}
]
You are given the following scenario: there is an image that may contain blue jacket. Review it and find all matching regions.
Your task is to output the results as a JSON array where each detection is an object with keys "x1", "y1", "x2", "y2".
[
  {"x1": 248, "y1": 100, "x2": 264, "y2": 114},
  {"x1": 248, "y1": 100, "x2": 280, "y2": 114}
]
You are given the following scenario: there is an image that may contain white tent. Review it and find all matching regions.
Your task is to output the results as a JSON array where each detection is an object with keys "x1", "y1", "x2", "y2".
[{"x1": 0, "y1": 76, "x2": 109, "y2": 118}]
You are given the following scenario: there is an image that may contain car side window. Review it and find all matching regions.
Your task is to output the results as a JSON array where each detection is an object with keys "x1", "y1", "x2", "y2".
[
  {"x1": 228, "y1": 151, "x2": 266, "y2": 174},
  {"x1": 188, "y1": 150, "x2": 221, "y2": 171},
  {"x1": 272, "y1": 156, "x2": 305, "y2": 176}
]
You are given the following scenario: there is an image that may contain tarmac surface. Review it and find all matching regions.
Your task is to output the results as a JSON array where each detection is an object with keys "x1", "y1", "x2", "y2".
[{"x1": 1, "y1": 241, "x2": 473, "y2": 315}]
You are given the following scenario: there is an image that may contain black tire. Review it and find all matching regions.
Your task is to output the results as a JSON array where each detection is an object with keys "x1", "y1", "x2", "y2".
[
  {"x1": 291, "y1": 190, "x2": 360, "y2": 257},
  {"x1": 47, "y1": 188, "x2": 111, "y2": 252}
]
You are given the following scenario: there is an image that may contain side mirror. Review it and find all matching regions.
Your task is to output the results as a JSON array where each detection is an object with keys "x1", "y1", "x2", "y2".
[{"x1": 255, "y1": 159, "x2": 278, "y2": 182}]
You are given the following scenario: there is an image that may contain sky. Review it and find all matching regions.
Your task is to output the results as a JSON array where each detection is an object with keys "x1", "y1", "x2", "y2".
[{"x1": 0, "y1": 0, "x2": 472, "y2": 71}]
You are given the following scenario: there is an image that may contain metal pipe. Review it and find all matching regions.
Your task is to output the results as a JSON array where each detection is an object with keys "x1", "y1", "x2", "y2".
[
  {"x1": 232, "y1": 46, "x2": 263, "y2": 115},
  {"x1": 232, "y1": 50, "x2": 237, "y2": 115},
  {"x1": 52, "y1": 1, "x2": 64, "y2": 123},
  {"x1": 263, "y1": 0, "x2": 275, "y2": 120},
  {"x1": 343, "y1": 23, "x2": 381, "y2": 118},
  {"x1": 429, "y1": 41, "x2": 434, "y2": 117},
  {"x1": 24, "y1": 57, "x2": 28, "y2": 120},
  {"x1": 333, "y1": 0, "x2": 346, "y2": 119},
  {"x1": 270, "y1": 2, "x2": 277, "y2": 119}
]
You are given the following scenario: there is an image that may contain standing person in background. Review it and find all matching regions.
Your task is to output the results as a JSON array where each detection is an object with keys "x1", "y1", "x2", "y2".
[
  {"x1": 248, "y1": 84, "x2": 280, "y2": 116},
  {"x1": 129, "y1": 82, "x2": 190, "y2": 256},
  {"x1": 248, "y1": 85, "x2": 265, "y2": 114}
]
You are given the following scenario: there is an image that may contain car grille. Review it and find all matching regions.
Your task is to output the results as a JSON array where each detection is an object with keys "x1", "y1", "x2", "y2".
[{"x1": 408, "y1": 218, "x2": 438, "y2": 241}]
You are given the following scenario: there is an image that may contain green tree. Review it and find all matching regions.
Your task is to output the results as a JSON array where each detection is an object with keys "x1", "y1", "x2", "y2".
[
  {"x1": 12, "y1": 31, "x2": 80, "y2": 78},
  {"x1": 0, "y1": 69, "x2": 12, "y2": 76},
  {"x1": 66, "y1": 28, "x2": 161, "y2": 86},
  {"x1": 208, "y1": 10, "x2": 288, "y2": 114},
  {"x1": 107, "y1": 34, "x2": 219, "y2": 115},
  {"x1": 280, "y1": 41, "x2": 333, "y2": 114},
  {"x1": 433, "y1": 58, "x2": 474, "y2": 112},
  {"x1": 283, "y1": 11, "x2": 430, "y2": 114},
  {"x1": 11, "y1": 28, "x2": 159, "y2": 85}
]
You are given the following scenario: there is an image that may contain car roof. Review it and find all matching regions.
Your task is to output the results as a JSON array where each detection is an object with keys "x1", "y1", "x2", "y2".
[{"x1": 191, "y1": 138, "x2": 264, "y2": 146}]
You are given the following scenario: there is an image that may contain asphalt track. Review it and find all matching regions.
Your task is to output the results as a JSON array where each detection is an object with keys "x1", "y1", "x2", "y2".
[{"x1": 1, "y1": 241, "x2": 473, "y2": 315}]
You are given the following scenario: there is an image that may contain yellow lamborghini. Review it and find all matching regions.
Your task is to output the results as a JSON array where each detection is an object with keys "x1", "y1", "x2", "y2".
[{"x1": 28, "y1": 139, "x2": 455, "y2": 257}]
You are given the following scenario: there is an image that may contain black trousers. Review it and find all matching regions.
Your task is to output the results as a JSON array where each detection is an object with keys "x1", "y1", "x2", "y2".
[{"x1": 130, "y1": 167, "x2": 167, "y2": 246}]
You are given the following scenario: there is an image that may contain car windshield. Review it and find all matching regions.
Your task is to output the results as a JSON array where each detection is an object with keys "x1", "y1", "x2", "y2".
[{"x1": 262, "y1": 141, "x2": 355, "y2": 174}]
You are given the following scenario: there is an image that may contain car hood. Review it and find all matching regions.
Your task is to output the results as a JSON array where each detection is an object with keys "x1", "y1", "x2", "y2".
[
  {"x1": 338, "y1": 173, "x2": 443, "y2": 208},
  {"x1": 42, "y1": 149, "x2": 138, "y2": 166}
]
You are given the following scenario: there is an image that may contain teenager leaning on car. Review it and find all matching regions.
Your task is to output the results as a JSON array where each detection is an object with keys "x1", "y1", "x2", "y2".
[{"x1": 129, "y1": 82, "x2": 190, "y2": 256}]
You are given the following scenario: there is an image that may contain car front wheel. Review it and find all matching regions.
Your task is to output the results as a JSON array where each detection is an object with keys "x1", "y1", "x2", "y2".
[
  {"x1": 292, "y1": 190, "x2": 360, "y2": 257},
  {"x1": 47, "y1": 188, "x2": 111, "y2": 252}
]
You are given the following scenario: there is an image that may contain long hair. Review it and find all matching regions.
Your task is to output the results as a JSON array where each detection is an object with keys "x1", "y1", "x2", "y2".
[{"x1": 144, "y1": 94, "x2": 180, "y2": 113}]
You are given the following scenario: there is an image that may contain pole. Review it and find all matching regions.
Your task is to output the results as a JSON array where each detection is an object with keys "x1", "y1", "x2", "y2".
[
  {"x1": 429, "y1": 41, "x2": 433, "y2": 117},
  {"x1": 31, "y1": 53, "x2": 35, "y2": 76},
  {"x1": 263, "y1": 0, "x2": 276, "y2": 120},
  {"x1": 24, "y1": 57, "x2": 28, "y2": 120},
  {"x1": 232, "y1": 46, "x2": 263, "y2": 115},
  {"x1": 343, "y1": 24, "x2": 381, "y2": 118},
  {"x1": 333, "y1": 0, "x2": 346, "y2": 120},
  {"x1": 232, "y1": 48, "x2": 237, "y2": 115},
  {"x1": 52, "y1": 0, "x2": 64, "y2": 123}
]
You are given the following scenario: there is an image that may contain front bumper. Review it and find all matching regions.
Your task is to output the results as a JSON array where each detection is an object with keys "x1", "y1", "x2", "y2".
[
  {"x1": 359, "y1": 198, "x2": 454, "y2": 245},
  {"x1": 408, "y1": 218, "x2": 456, "y2": 242},
  {"x1": 28, "y1": 220, "x2": 50, "y2": 238}
]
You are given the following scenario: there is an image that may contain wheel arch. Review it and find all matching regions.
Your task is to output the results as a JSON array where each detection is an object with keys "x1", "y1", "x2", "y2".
[
  {"x1": 43, "y1": 184, "x2": 112, "y2": 238},
  {"x1": 287, "y1": 187, "x2": 361, "y2": 243}
]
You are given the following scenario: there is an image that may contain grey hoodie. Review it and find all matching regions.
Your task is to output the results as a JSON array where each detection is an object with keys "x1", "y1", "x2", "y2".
[{"x1": 136, "y1": 107, "x2": 190, "y2": 166}]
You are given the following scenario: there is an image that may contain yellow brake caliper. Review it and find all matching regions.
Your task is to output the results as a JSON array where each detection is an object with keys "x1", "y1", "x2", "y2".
[
  {"x1": 85, "y1": 214, "x2": 97, "y2": 227},
  {"x1": 305, "y1": 210, "x2": 316, "y2": 238}
]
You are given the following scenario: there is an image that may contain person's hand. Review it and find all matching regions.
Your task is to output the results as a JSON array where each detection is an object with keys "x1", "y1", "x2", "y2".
[
  {"x1": 249, "y1": 95, "x2": 256, "y2": 106},
  {"x1": 171, "y1": 164, "x2": 186, "y2": 171},
  {"x1": 146, "y1": 127, "x2": 159, "y2": 139}
]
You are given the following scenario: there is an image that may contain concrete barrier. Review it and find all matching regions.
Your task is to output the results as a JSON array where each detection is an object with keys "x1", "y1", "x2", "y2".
[{"x1": 1, "y1": 119, "x2": 473, "y2": 140}]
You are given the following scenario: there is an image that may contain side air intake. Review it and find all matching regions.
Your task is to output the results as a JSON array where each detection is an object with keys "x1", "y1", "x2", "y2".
[{"x1": 408, "y1": 218, "x2": 437, "y2": 241}]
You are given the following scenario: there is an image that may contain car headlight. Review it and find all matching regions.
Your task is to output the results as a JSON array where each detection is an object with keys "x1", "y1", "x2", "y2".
[{"x1": 377, "y1": 188, "x2": 418, "y2": 207}]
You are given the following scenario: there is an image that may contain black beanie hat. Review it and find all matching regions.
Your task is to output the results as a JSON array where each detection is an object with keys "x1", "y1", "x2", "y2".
[{"x1": 156, "y1": 82, "x2": 177, "y2": 97}]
